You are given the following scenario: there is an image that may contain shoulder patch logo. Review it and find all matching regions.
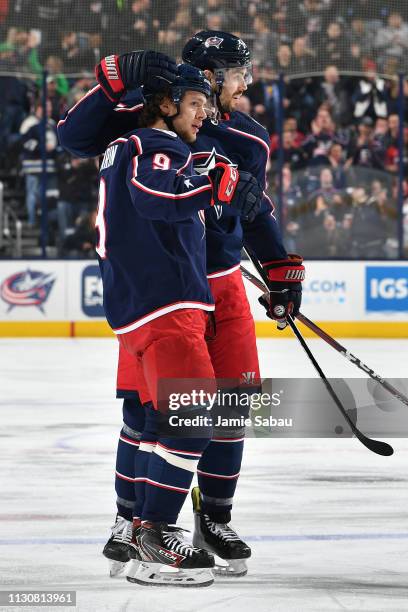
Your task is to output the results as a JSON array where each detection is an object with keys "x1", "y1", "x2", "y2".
[{"x1": 204, "y1": 36, "x2": 223, "y2": 48}]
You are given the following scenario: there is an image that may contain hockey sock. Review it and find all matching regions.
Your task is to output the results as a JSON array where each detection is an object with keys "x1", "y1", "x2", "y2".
[
  {"x1": 197, "y1": 437, "x2": 244, "y2": 523},
  {"x1": 115, "y1": 398, "x2": 145, "y2": 521},
  {"x1": 141, "y1": 436, "x2": 211, "y2": 524},
  {"x1": 133, "y1": 402, "x2": 157, "y2": 519}
]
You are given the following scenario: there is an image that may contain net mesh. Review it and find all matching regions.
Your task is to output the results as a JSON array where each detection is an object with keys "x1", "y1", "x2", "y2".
[
  {"x1": 0, "y1": 0, "x2": 407, "y2": 79},
  {"x1": 0, "y1": 2, "x2": 406, "y2": 259}
]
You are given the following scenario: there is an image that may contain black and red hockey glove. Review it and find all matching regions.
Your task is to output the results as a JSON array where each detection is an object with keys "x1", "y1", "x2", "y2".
[
  {"x1": 95, "y1": 50, "x2": 178, "y2": 102},
  {"x1": 258, "y1": 254, "x2": 305, "y2": 330},
  {"x1": 208, "y1": 162, "x2": 262, "y2": 222}
]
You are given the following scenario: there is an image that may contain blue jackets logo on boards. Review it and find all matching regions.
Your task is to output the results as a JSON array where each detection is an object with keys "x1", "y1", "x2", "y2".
[
  {"x1": 366, "y1": 267, "x2": 408, "y2": 312},
  {"x1": 0, "y1": 269, "x2": 56, "y2": 312},
  {"x1": 82, "y1": 265, "x2": 104, "y2": 316}
]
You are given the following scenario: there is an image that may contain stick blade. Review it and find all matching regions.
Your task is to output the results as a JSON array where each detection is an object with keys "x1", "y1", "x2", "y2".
[{"x1": 360, "y1": 435, "x2": 394, "y2": 457}]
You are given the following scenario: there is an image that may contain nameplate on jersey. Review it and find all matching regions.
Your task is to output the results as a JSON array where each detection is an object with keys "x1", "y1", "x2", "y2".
[{"x1": 100, "y1": 145, "x2": 118, "y2": 171}]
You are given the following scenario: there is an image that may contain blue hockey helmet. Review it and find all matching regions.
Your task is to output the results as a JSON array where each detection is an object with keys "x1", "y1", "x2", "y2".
[
  {"x1": 182, "y1": 30, "x2": 252, "y2": 85},
  {"x1": 171, "y1": 63, "x2": 212, "y2": 103},
  {"x1": 144, "y1": 63, "x2": 211, "y2": 103}
]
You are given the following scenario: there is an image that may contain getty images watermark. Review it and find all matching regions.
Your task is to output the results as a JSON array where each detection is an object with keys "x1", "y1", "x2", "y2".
[
  {"x1": 156, "y1": 377, "x2": 408, "y2": 439},
  {"x1": 167, "y1": 388, "x2": 292, "y2": 429}
]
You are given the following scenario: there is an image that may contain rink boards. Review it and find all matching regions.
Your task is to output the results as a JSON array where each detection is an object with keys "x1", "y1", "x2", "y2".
[{"x1": 0, "y1": 260, "x2": 407, "y2": 337}]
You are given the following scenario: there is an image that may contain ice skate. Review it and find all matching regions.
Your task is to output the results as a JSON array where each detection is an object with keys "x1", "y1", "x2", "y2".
[
  {"x1": 126, "y1": 521, "x2": 215, "y2": 587},
  {"x1": 191, "y1": 486, "x2": 251, "y2": 577},
  {"x1": 102, "y1": 514, "x2": 133, "y2": 577}
]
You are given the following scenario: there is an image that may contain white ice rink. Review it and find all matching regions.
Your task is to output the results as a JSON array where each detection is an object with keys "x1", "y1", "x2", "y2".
[{"x1": 1, "y1": 337, "x2": 408, "y2": 612}]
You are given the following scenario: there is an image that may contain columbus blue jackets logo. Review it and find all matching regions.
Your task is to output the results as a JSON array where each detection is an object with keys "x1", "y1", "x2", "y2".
[
  {"x1": 204, "y1": 36, "x2": 223, "y2": 48},
  {"x1": 0, "y1": 269, "x2": 56, "y2": 312}
]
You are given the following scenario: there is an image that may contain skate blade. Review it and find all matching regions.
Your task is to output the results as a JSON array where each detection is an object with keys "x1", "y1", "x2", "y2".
[
  {"x1": 213, "y1": 557, "x2": 248, "y2": 577},
  {"x1": 125, "y1": 558, "x2": 141, "y2": 581},
  {"x1": 193, "y1": 529, "x2": 249, "y2": 578},
  {"x1": 108, "y1": 559, "x2": 129, "y2": 578},
  {"x1": 127, "y1": 562, "x2": 214, "y2": 587}
]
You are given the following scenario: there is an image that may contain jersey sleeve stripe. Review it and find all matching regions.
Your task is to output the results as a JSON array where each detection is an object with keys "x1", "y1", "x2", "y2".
[
  {"x1": 176, "y1": 152, "x2": 192, "y2": 175},
  {"x1": 130, "y1": 134, "x2": 143, "y2": 154},
  {"x1": 114, "y1": 103, "x2": 144, "y2": 112},
  {"x1": 106, "y1": 137, "x2": 128, "y2": 147},
  {"x1": 226, "y1": 126, "x2": 270, "y2": 155}
]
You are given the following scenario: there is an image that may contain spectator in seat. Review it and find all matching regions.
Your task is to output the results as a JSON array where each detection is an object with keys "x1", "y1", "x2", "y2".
[
  {"x1": 348, "y1": 41, "x2": 364, "y2": 74},
  {"x1": 247, "y1": 64, "x2": 280, "y2": 132},
  {"x1": 270, "y1": 163, "x2": 303, "y2": 252},
  {"x1": 327, "y1": 142, "x2": 348, "y2": 190},
  {"x1": 306, "y1": 212, "x2": 350, "y2": 258},
  {"x1": 273, "y1": 44, "x2": 294, "y2": 74},
  {"x1": 312, "y1": 65, "x2": 351, "y2": 127},
  {"x1": 374, "y1": 12, "x2": 408, "y2": 69},
  {"x1": 270, "y1": 117, "x2": 305, "y2": 154},
  {"x1": 56, "y1": 155, "x2": 98, "y2": 243},
  {"x1": 297, "y1": 0, "x2": 328, "y2": 50},
  {"x1": 349, "y1": 186, "x2": 388, "y2": 258},
  {"x1": 270, "y1": 129, "x2": 307, "y2": 171},
  {"x1": 349, "y1": 18, "x2": 372, "y2": 58},
  {"x1": 291, "y1": 36, "x2": 315, "y2": 74},
  {"x1": 311, "y1": 167, "x2": 343, "y2": 213},
  {"x1": 44, "y1": 55, "x2": 69, "y2": 97},
  {"x1": 60, "y1": 31, "x2": 95, "y2": 74},
  {"x1": 350, "y1": 116, "x2": 385, "y2": 170},
  {"x1": 383, "y1": 114, "x2": 403, "y2": 174},
  {"x1": 61, "y1": 209, "x2": 97, "y2": 258},
  {"x1": 0, "y1": 27, "x2": 41, "y2": 74},
  {"x1": 46, "y1": 76, "x2": 67, "y2": 123},
  {"x1": 321, "y1": 21, "x2": 350, "y2": 71},
  {"x1": 251, "y1": 13, "x2": 279, "y2": 69},
  {"x1": 19, "y1": 99, "x2": 58, "y2": 227},
  {"x1": 302, "y1": 107, "x2": 338, "y2": 165},
  {"x1": 351, "y1": 63, "x2": 389, "y2": 123},
  {"x1": 112, "y1": 0, "x2": 154, "y2": 54}
]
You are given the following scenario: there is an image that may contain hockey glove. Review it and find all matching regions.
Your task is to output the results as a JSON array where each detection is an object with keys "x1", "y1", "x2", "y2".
[
  {"x1": 95, "y1": 50, "x2": 178, "y2": 102},
  {"x1": 208, "y1": 162, "x2": 262, "y2": 222},
  {"x1": 258, "y1": 254, "x2": 305, "y2": 330}
]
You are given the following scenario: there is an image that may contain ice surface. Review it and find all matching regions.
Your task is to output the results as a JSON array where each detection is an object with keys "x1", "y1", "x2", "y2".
[{"x1": 1, "y1": 338, "x2": 407, "y2": 611}]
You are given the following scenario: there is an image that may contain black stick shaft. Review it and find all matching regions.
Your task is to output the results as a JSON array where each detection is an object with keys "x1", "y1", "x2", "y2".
[{"x1": 296, "y1": 313, "x2": 408, "y2": 409}]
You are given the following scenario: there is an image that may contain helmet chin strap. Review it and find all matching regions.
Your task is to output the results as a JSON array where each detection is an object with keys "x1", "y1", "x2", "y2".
[{"x1": 213, "y1": 70, "x2": 229, "y2": 118}]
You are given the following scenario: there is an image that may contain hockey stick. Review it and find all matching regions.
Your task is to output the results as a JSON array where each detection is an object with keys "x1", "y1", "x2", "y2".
[
  {"x1": 286, "y1": 314, "x2": 393, "y2": 456},
  {"x1": 295, "y1": 312, "x2": 408, "y2": 409},
  {"x1": 240, "y1": 254, "x2": 394, "y2": 456},
  {"x1": 240, "y1": 262, "x2": 408, "y2": 409}
]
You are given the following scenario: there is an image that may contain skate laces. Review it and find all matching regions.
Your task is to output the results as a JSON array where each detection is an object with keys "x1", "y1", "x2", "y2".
[
  {"x1": 203, "y1": 515, "x2": 241, "y2": 542},
  {"x1": 162, "y1": 526, "x2": 201, "y2": 557},
  {"x1": 111, "y1": 516, "x2": 132, "y2": 544}
]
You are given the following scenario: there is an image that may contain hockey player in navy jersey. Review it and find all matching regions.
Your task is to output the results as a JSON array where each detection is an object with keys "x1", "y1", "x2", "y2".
[
  {"x1": 95, "y1": 63, "x2": 263, "y2": 587},
  {"x1": 58, "y1": 33, "x2": 305, "y2": 579}
]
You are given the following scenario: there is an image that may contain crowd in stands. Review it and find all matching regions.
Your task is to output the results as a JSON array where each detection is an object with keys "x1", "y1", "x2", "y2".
[{"x1": 0, "y1": 0, "x2": 407, "y2": 257}]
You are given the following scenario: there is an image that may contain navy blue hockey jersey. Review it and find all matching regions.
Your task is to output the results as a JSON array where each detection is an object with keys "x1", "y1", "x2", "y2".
[
  {"x1": 58, "y1": 84, "x2": 287, "y2": 276},
  {"x1": 96, "y1": 127, "x2": 214, "y2": 333}
]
